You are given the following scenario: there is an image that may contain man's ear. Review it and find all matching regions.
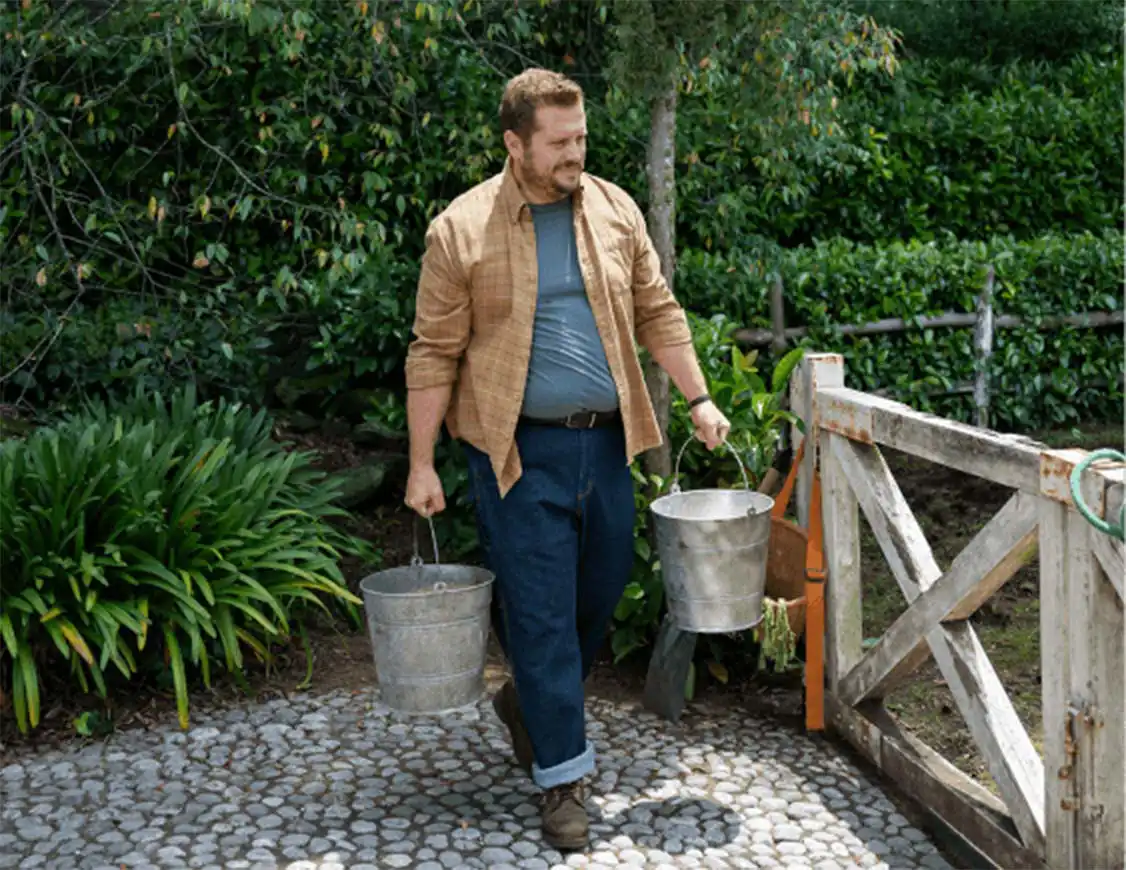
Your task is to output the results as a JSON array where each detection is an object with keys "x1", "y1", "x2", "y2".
[{"x1": 503, "y1": 129, "x2": 523, "y2": 161}]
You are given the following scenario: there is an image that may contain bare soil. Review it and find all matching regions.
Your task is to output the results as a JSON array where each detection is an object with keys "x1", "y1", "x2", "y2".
[{"x1": 858, "y1": 423, "x2": 1123, "y2": 791}]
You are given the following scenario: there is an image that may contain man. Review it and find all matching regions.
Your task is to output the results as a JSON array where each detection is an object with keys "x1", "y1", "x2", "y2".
[{"x1": 403, "y1": 67, "x2": 730, "y2": 850}]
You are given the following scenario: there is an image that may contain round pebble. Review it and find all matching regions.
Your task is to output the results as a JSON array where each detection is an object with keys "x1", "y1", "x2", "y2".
[{"x1": 0, "y1": 689, "x2": 947, "y2": 868}]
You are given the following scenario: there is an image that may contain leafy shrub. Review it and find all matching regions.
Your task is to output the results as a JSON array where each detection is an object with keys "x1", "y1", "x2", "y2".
[
  {"x1": 0, "y1": 0, "x2": 597, "y2": 410},
  {"x1": 665, "y1": 314, "x2": 804, "y2": 489},
  {"x1": 0, "y1": 295, "x2": 277, "y2": 410},
  {"x1": 0, "y1": 386, "x2": 374, "y2": 733}
]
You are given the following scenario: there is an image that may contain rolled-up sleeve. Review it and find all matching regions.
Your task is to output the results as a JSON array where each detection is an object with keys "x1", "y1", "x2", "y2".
[
  {"x1": 404, "y1": 217, "x2": 471, "y2": 390},
  {"x1": 628, "y1": 200, "x2": 693, "y2": 352}
]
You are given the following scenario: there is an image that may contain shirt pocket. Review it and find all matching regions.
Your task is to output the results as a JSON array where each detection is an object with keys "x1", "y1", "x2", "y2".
[
  {"x1": 603, "y1": 240, "x2": 633, "y2": 296},
  {"x1": 469, "y1": 261, "x2": 515, "y2": 328},
  {"x1": 595, "y1": 239, "x2": 636, "y2": 333}
]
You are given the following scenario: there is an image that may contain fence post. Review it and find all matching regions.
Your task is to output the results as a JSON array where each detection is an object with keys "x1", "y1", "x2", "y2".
[
  {"x1": 973, "y1": 265, "x2": 995, "y2": 429},
  {"x1": 770, "y1": 276, "x2": 786, "y2": 356},
  {"x1": 1070, "y1": 466, "x2": 1125, "y2": 870},
  {"x1": 1040, "y1": 452, "x2": 1126, "y2": 870},
  {"x1": 790, "y1": 354, "x2": 857, "y2": 696},
  {"x1": 791, "y1": 353, "x2": 844, "y2": 529},
  {"x1": 1039, "y1": 473, "x2": 1078, "y2": 870}
]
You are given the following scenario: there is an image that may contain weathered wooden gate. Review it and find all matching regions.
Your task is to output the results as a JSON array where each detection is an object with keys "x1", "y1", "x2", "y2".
[{"x1": 790, "y1": 353, "x2": 1124, "y2": 870}]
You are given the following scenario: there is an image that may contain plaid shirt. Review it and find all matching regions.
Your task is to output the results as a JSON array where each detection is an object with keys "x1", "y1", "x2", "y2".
[{"x1": 405, "y1": 159, "x2": 693, "y2": 497}]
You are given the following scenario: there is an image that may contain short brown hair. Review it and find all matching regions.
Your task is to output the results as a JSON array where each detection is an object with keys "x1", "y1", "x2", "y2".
[{"x1": 499, "y1": 68, "x2": 583, "y2": 140}]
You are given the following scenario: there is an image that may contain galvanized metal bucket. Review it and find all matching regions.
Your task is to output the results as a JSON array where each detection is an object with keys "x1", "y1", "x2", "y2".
[
  {"x1": 359, "y1": 516, "x2": 494, "y2": 714},
  {"x1": 649, "y1": 437, "x2": 774, "y2": 634}
]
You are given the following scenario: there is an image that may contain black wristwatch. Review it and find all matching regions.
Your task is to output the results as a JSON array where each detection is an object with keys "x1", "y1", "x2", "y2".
[{"x1": 687, "y1": 393, "x2": 712, "y2": 409}]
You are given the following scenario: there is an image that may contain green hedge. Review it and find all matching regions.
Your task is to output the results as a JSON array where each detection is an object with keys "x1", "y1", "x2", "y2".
[
  {"x1": 596, "y1": 49, "x2": 1123, "y2": 256},
  {"x1": 678, "y1": 229, "x2": 1124, "y2": 430},
  {"x1": 847, "y1": 0, "x2": 1121, "y2": 65},
  {"x1": 2, "y1": 0, "x2": 1121, "y2": 433},
  {"x1": 797, "y1": 52, "x2": 1125, "y2": 244},
  {"x1": 667, "y1": 50, "x2": 1124, "y2": 250}
]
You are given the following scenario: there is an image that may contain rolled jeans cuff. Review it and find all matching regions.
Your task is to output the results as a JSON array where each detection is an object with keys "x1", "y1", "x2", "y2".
[{"x1": 532, "y1": 740, "x2": 595, "y2": 789}]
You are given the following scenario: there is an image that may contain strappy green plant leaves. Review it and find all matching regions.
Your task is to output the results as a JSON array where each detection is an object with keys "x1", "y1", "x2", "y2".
[{"x1": 0, "y1": 386, "x2": 372, "y2": 733}]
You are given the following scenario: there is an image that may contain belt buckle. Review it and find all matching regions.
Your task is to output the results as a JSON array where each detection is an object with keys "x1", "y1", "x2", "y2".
[{"x1": 565, "y1": 411, "x2": 596, "y2": 429}]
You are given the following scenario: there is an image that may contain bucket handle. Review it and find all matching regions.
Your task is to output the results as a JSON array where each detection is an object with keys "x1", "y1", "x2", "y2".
[
  {"x1": 670, "y1": 435, "x2": 751, "y2": 494},
  {"x1": 410, "y1": 514, "x2": 447, "y2": 591}
]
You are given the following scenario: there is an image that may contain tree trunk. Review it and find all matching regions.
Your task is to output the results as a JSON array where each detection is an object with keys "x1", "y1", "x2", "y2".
[{"x1": 642, "y1": 74, "x2": 678, "y2": 481}]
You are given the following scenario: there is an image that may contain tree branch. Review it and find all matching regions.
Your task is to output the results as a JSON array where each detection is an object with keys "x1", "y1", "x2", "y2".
[{"x1": 164, "y1": 27, "x2": 339, "y2": 221}]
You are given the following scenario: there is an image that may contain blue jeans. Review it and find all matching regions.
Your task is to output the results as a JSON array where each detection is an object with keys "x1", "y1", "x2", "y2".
[{"x1": 463, "y1": 421, "x2": 636, "y2": 789}]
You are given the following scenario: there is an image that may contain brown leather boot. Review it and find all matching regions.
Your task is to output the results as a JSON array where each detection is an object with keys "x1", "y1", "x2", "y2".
[
  {"x1": 491, "y1": 679, "x2": 534, "y2": 772},
  {"x1": 541, "y1": 779, "x2": 590, "y2": 851}
]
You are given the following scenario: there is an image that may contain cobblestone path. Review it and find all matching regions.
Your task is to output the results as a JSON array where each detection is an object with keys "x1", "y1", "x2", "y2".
[{"x1": 0, "y1": 688, "x2": 954, "y2": 870}]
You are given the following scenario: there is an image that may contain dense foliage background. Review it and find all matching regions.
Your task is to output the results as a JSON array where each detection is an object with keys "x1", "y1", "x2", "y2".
[
  {"x1": 3, "y1": 0, "x2": 1120, "y2": 428},
  {"x1": 1, "y1": 0, "x2": 1122, "y2": 729}
]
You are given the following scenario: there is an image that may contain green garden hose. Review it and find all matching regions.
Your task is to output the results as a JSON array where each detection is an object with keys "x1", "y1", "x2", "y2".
[{"x1": 1069, "y1": 448, "x2": 1125, "y2": 542}]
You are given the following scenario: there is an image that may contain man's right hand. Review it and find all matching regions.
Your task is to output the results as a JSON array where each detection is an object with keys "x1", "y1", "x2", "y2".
[{"x1": 404, "y1": 464, "x2": 446, "y2": 517}]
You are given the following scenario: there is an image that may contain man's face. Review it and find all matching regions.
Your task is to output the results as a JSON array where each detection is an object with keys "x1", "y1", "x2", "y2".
[{"x1": 508, "y1": 103, "x2": 587, "y2": 202}]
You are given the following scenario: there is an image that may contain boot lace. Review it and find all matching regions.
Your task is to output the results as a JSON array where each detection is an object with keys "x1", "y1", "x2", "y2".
[{"x1": 543, "y1": 779, "x2": 586, "y2": 813}]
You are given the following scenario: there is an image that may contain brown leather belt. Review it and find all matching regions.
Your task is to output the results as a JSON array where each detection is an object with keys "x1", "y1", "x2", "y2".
[{"x1": 518, "y1": 409, "x2": 620, "y2": 429}]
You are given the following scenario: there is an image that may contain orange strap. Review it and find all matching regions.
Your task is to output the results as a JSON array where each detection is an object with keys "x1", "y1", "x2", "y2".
[
  {"x1": 767, "y1": 433, "x2": 826, "y2": 729},
  {"x1": 771, "y1": 439, "x2": 805, "y2": 521},
  {"x1": 805, "y1": 463, "x2": 826, "y2": 731},
  {"x1": 806, "y1": 470, "x2": 825, "y2": 581},
  {"x1": 774, "y1": 435, "x2": 826, "y2": 731}
]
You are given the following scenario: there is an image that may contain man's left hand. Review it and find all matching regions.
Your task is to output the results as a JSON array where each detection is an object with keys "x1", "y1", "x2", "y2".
[{"x1": 690, "y1": 400, "x2": 731, "y2": 450}]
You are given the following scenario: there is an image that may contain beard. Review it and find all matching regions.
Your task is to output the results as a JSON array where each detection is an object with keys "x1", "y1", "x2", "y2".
[{"x1": 523, "y1": 154, "x2": 582, "y2": 198}]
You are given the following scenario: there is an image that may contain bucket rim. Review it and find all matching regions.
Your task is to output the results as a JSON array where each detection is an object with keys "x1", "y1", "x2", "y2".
[
  {"x1": 359, "y1": 564, "x2": 495, "y2": 598},
  {"x1": 649, "y1": 487, "x2": 774, "y2": 520}
]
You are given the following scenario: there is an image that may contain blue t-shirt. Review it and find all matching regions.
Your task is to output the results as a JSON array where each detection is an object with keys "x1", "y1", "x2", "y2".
[{"x1": 520, "y1": 196, "x2": 620, "y2": 419}]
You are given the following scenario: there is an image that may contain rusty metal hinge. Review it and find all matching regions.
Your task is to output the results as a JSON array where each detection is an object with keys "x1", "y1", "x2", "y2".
[{"x1": 1058, "y1": 704, "x2": 1082, "y2": 811}]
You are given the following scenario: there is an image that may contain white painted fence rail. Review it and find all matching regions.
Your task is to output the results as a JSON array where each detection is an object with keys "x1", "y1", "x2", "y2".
[{"x1": 791, "y1": 353, "x2": 1124, "y2": 870}]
